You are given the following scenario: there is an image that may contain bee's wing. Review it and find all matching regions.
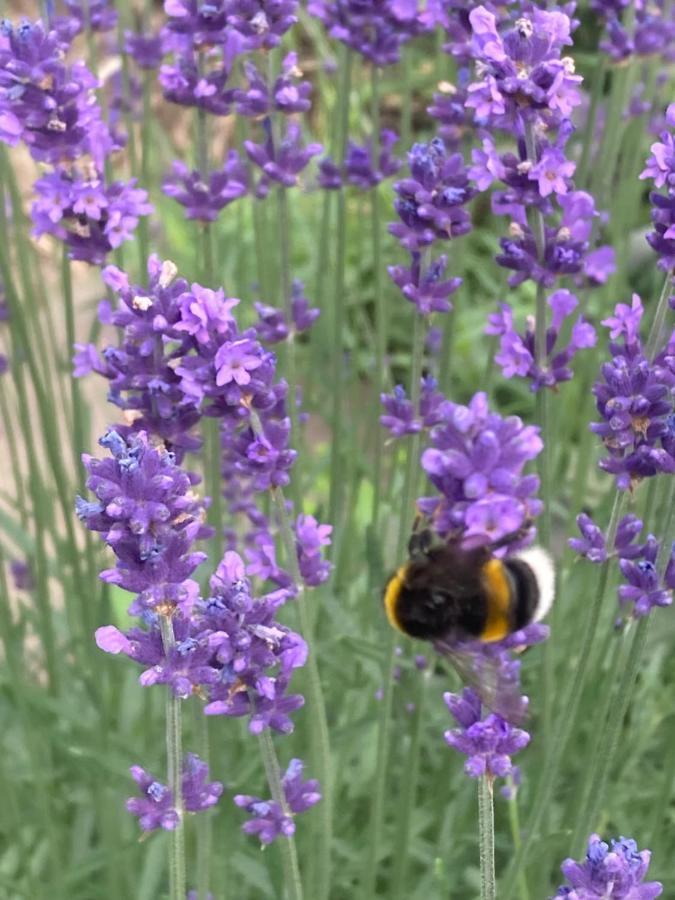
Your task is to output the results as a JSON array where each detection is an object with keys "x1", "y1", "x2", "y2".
[{"x1": 433, "y1": 640, "x2": 529, "y2": 727}]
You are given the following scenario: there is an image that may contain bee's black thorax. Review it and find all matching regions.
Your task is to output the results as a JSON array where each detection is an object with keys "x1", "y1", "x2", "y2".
[{"x1": 393, "y1": 545, "x2": 490, "y2": 641}]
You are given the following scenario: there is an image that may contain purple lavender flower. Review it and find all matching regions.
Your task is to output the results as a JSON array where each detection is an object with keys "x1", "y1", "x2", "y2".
[
  {"x1": 380, "y1": 376, "x2": 448, "y2": 437},
  {"x1": 124, "y1": 31, "x2": 165, "y2": 70},
  {"x1": 307, "y1": 0, "x2": 422, "y2": 66},
  {"x1": 163, "y1": 0, "x2": 230, "y2": 46},
  {"x1": 388, "y1": 254, "x2": 462, "y2": 316},
  {"x1": 10, "y1": 559, "x2": 34, "y2": 591},
  {"x1": 77, "y1": 430, "x2": 207, "y2": 615},
  {"x1": 419, "y1": 391, "x2": 543, "y2": 543},
  {"x1": 485, "y1": 289, "x2": 596, "y2": 391},
  {"x1": 569, "y1": 513, "x2": 646, "y2": 565},
  {"x1": 295, "y1": 515, "x2": 332, "y2": 587},
  {"x1": 344, "y1": 129, "x2": 401, "y2": 190},
  {"x1": 618, "y1": 536, "x2": 673, "y2": 617},
  {"x1": 443, "y1": 688, "x2": 530, "y2": 778},
  {"x1": 235, "y1": 52, "x2": 311, "y2": 117},
  {"x1": 32, "y1": 166, "x2": 152, "y2": 264},
  {"x1": 127, "y1": 753, "x2": 222, "y2": 832},
  {"x1": 226, "y1": 0, "x2": 299, "y2": 51},
  {"x1": 428, "y1": 82, "x2": 471, "y2": 152},
  {"x1": 202, "y1": 552, "x2": 306, "y2": 733},
  {"x1": 0, "y1": 18, "x2": 113, "y2": 164},
  {"x1": 234, "y1": 758, "x2": 320, "y2": 844},
  {"x1": 591, "y1": 295, "x2": 675, "y2": 490},
  {"x1": 465, "y1": 6, "x2": 582, "y2": 130},
  {"x1": 551, "y1": 834, "x2": 663, "y2": 899},
  {"x1": 594, "y1": 1, "x2": 675, "y2": 63},
  {"x1": 390, "y1": 138, "x2": 474, "y2": 251},
  {"x1": 162, "y1": 154, "x2": 248, "y2": 221},
  {"x1": 159, "y1": 29, "x2": 243, "y2": 114},
  {"x1": 63, "y1": 0, "x2": 117, "y2": 33},
  {"x1": 254, "y1": 282, "x2": 320, "y2": 344},
  {"x1": 640, "y1": 104, "x2": 675, "y2": 272},
  {"x1": 244, "y1": 120, "x2": 322, "y2": 188}
]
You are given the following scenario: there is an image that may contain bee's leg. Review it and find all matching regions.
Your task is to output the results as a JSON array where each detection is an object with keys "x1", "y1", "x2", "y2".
[{"x1": 487, "y1": 519, "x2": 533, "y2": 553}]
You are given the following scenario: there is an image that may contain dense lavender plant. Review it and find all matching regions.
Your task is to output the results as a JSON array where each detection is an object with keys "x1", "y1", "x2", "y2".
[{"x1": 551, "y1": 835, "x2": 663, "y2": 899}]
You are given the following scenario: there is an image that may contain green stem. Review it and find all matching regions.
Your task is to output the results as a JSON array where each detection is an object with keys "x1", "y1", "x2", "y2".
[
  {"x1": 61, "y1": 248, "x2": 87, "y2": 489},
  {"x1": 363, "y1": 313, "x2": 425, "y2": 899},
  {"x1": 390, "y1": 667, "x2": 430, "y2": 900},
  {"x1": 577, "y1": 56, "x2": 607, "y2": 189},
  {"x1": 246, "y1": 408, "x2": 331, "y2": 899},
  {"x1": 506, "y1": 781, "x2": 530, "y2": 900},
  {"x1": 501, "y1": 492, "x2": 627, "y2": 899},
  {"x1": 478, "y1": 776, "x2": 496, "y2": 900},
  {"x1": 159, "y1": 615, "x2": 186, "y2": 900},
  {"x1": 258, "y1": 730, "x2": 304, "y2": 900},
  {"x1": 195, "y1": 709, "x2": 212, "y2": 900},
  {"x1": 370, "y1": 64, "x2": 386, "y2": 532},
  {"x1": 327, "y1": 47, "x2": 353, "y2": 541},
  {"x1": 645, "y1": 274, "x2": 672, "y2": 360}
]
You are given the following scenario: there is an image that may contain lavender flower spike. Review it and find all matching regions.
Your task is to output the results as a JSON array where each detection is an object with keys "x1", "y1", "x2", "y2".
[
  {"x1": 127, "y1": 754, "x2": 223, "y2": 832},
  {"x1": 443, "y1": 688, "x2": 530, "y2": 779},
  {"x1": 234, "y1": 758, "x2": 321, "y2": 844},
  {"x1": 551, "y1": 834, "x2": 662, "y2": 899}
]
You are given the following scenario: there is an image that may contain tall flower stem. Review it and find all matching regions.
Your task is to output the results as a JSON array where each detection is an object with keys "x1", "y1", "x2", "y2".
[
  {"x1": 258, "y1": 730, "x2": 304, "y2": 900},
  {"x1": 363, "y1": 312, "x2": 425, "y2": 900},
  {"x1": 390, "y1": 667, "x2": 429, "y2": 900},
  {"x1": 501, "y1": 492, "x2": 627, "y2": 899},
  {"x1": 506, "y1": 782, "x2": 530, "y2": 900},
  {"x1": 478, "y1": 775, "x2": 496, "y2": 900},
  {"x1": 276, "y1": 187, "x2": 302, "y2": 504},
  {"x1": 327, "y1": 47, "x2": 353, "y2": 544},
  {"x1": 159, "y1": 614, "x2": 186, "y2": 900},
  {"x1": 61, "y1": 248, "x2": 87, "y2": 489},
  {"x1": 523, "y1": 122, "x2": 552, "y2": 757},
  {"x1": 195, "y1": 707, "x2": 211, "y2": 900},
  {"x1": 571, "y1": 477, "x2": 675, "y2": 854},
  {"x1": 370, "y1": 64, "x2": 386, "y2": 532},
  {"x1": 246, "y1": 407, "x2": 332, "y2": 900}
]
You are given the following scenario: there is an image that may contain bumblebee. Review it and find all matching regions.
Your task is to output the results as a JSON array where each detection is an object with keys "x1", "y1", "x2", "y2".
[{"x1": 384, "y1": 524, "x2": 555, "y2": 644}]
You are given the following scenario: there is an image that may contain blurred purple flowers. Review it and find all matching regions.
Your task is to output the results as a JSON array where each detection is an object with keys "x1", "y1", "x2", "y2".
[
  {"x1": 551, "y1": 834, "x2": 663, "y2": 899},
  {"x1": 486, "y1": 289, "x2": 596, "y2": 391},
  {"x1": 234, "y1": 758, "x2": 321, "y2": 844},
  {"x1": 444, "y1": 688, "x2": 530, "y2": 779},
  {"x1": 127, "y1": 753, "x2": 223, "y2": 832},
  {"x1": 591, "y1": 294, "x2": 675, "y2": 490},
  {"x1": 640, "y1": 104, "x2": 675, "y2": 271}
]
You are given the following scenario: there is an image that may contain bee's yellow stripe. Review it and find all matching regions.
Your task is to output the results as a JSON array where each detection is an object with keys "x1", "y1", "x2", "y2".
[
  {"x1": 480, "y1": 559, "x2": 511, "y2": 642},
  {"x1": 384, "y1": 566, "x2": 408, "y2": 633}
]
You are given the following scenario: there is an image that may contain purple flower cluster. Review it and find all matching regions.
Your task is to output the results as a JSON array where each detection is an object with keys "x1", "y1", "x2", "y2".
[
  {"x1": 485, "y1": 289, "x2": 596, "y2": 391},
  {"x1": 234, "y1": 758, "x2": 321, "y2": 844},
  {"x1": 32, "y1": 166, "x2": 151, "y2": 264},
  {"x1": 162, "y1": 153, "x2": 248, "y2": 222},
  {"x1": 245, "y1": 119, "x2": 322, "y2": 193},
  {"x1": 466, "y1": 6, "x2": 582, "y2": 130},
  {"x1": 76, "y1": 430, "x2": 207, "y2": 615},
  {"x1": 591, "y1": 295, "x2": 675, "y2": 490},
  {"x1": 551, "y1": 834, "x2": 663, "y2": 899},
  {"x1": 592, "y1": 0, "x2": 675, "y2": 63},
  {"x1": 570, "y1": 513, "x2": 674, "y2": 618},
  {"x1": 63, "y1": 0, "x2": 117, "y2": 35},
  {"x1": 254, "y1": 280, "x2": 320, "y2": 343},
  {"x1": 0, "y1": 19, "x2": 110, "y2": 164},
  {"x1": 419, "y1": 391, "x2": 543, "y2": 544},
  {"x1": 127, "y1": 753, "x2": 223, "y2": 832},
  {"x1": 76, "y1": 257, "x2": 331, "y2": 590},
  {"x1": 319, "y1": 130, "x2": 402, "y2": 191},
  {"x1": 640, "y1": 104, "x2": 675, "y2": 272},
  {"x1": 388, "y1": 138, "x2": 474, "y2": 317},
  {"x1": 380, "y1": 376, "x2": 447, "y2": 437},
  {"x1": 0, "y1": 17, "x2": 151, "y2": 262},
  {"x1": 95, "y1": 549, "x2": 307, "y2": 728},
  {"x1": 443, "y1": 688, "x2": 530, "y2": 779},
  {"x1": 307, "y1": 0, "x2": 423, "y2": 66}
]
